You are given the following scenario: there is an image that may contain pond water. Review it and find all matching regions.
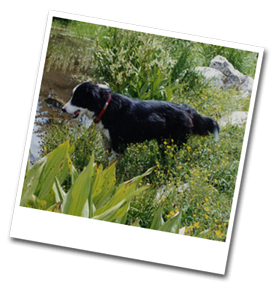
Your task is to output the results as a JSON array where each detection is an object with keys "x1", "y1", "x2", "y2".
[
  {"x1": 29, "y1": 29, "x2": 97, "y2": 164},
  {"x1": 30, "y1": 69, "x2": 79, "y2": 164}
]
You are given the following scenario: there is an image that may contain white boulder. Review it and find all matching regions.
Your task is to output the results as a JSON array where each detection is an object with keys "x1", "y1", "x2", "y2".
[
  {"x1": 195, "y1": 66, "x2": 226, "y2": 89},
  {"x1": 196, "y1": 55, "x2": 254, "y2": 96},
  {"x1": 210, "y1": 56, "x2": 254, "y2": 95},
  {"x1": 219, "y1": 111, "x2": 248, "y2": 127}
]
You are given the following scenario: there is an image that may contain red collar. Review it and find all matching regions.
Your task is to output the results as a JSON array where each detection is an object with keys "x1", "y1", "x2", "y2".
[{"x1": 94, "y1": 93, "x2": 111, "y2": 124}]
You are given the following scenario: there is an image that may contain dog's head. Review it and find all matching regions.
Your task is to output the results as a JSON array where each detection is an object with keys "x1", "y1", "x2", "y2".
[{"x1": 62, "y1": 82, "x2": 111, "y2": 119}]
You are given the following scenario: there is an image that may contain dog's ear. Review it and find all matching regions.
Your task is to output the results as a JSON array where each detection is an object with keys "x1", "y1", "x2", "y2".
[
  {"x1": 86, "y1": 84, "x2": 106, "y2": 110},
  {"x1": 86, "y1": 84, "x2": 98, "y2": 96},
  {"x1": 98, "y1": 86, "x2": 111, "y2": 99}
]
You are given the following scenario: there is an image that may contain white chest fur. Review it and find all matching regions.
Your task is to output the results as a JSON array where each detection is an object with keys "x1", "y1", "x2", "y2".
[{"x1": 95, "y1": 121, "x2": 111, "y2": 141}]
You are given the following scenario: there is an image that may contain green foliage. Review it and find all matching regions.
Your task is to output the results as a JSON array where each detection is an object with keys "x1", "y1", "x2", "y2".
[
  {"x1": 198, "y1": 44, "x2": 258, "y2": 78},
  {"x1": 38, "y1": 85, "x2": 248, "y2": 241},
  {"x1": 46, "y1": 20, "x2": 258, "y2": 102},
  {"x1": 22, "y1": 142, "x2": 156, "y2": 225},
  {"x1": 35, "y1": 20, "x2": 258, "y2": 241}
]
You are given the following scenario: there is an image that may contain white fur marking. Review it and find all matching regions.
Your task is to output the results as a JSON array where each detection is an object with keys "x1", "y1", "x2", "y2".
[
  {"x1": 96, "y1": 121, "x2": 111, "y2": 141},
  {"x1": 213, "y1": 128, "x2": 219, "y2": 142},
  {"x1": 97, "y1": 84, "x2": 109, "y2": 89}
]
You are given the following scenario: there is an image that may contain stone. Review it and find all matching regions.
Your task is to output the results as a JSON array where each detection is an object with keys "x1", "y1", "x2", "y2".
[
  {"x1": 195, "y1": 66, "x2": 226, "y2": 89},
  {"x1": 210, "y1": 56, "x2": 254, "y2": 95},
  {"x1": 195, "y1": 55, "x2": 254, "y2": 96},
  {"x1": 219, "y1": 111, "x2": 248, "y2": 127}
]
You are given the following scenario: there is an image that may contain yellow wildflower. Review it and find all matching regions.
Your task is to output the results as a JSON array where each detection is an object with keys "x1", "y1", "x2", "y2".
[{"x1": 194, "y1": 222, "x2": 199, "y2": 228}]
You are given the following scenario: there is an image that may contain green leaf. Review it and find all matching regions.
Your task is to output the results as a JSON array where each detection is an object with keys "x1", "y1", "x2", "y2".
[
  {"x1": 47, "y1": 202, "x2": 62, "y2": 213},
  {"x1": 93, "y1": 161, "x2": 116, "y2": 208},
  {"x1": 26, "y1": 150, "x2": 31, "y2": 173},
  {"x1": 150, "y1": 204, "x2": 164, "y2": 230},
  {"x1": 94, "y1": 180, "x2": 136, "y2": 217},
  {"x1": 94, "y1": 172, "x2": 150, "y2": 217},
  {"x1": 93, "y1": 184, "x2": 150, "y2": 222},
  {"x1": 43, "y1": 188, "x2": 56, "y2": 209},
  {"x1": 62, "y1": 155, "x2": 95, "y2": 216},
  {"x1": 38, "y1": 141, "x2": 69, "y2": 200},
  {"x1": 52, "y1": 177, "x2": 66, "y2": 202},
  {"x1": 81, "y1": 200, "x2": 89, "y2": 218},
  {"x1": 68, "y1": 142, "x2": 75, "y2": 155},
  {"x1": 197, "y1": 227, "x2": 216, "y2": 239},
  {"x1": 20, "y1": 157, "x2": 47, "y2": 206},
  {"x1": 92, "y1": 199, "x2": 126, "y2": 221},
  {"x1": 158, "y1": 209, "x2": 182, "y2": 234},
  {"x1": 67, "y1": 154, "x2": 78, "y2": 185},
  {"x1": 131, "y1": 218, "x2": 141, "y2": 227},
  {"x1": 115, "y1": 209, "x2": 128, "y2": 224},
  {"x1": 91, "y1": 164, "x2": 104, "y2": 204}
]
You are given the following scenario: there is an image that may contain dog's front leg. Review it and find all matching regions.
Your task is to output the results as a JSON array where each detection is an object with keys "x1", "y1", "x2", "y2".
[{"x1": 102, "y1": 137, "x2": 112, "y2": 159}]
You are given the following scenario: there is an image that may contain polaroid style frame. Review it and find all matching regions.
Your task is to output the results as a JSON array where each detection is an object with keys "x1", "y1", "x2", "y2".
[{"x1": 10, "y1": 10, "x2": 264, "y2": 275}]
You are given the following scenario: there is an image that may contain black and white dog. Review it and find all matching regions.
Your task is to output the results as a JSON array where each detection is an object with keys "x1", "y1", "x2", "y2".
[{"x1": 62, "y1": 82, "x2": 219, "y2": 158}]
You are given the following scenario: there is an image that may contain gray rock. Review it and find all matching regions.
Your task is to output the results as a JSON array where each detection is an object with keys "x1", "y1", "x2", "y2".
[
  {"x1": 210, "y1": 56, "x2": 254, "y2": 95},
  {"x1": 219, "y1": 111, "x2": 248, "y2": 127},
  {"x1": 195, "y1": 66, "x2": 226, "y2": 89},
  {"x1": 195, "y1": 56, "x2": 254, "y2": 96}
]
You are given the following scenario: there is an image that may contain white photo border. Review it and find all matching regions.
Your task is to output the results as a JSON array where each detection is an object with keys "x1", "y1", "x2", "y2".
[{"x1": 10, "y1": 10, "x2": 264, "y2": 275}]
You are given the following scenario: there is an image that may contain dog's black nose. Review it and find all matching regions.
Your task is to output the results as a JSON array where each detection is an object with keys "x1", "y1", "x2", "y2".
[{"x1": 62, "y1": 107, "x2": 66, "y2": 113}]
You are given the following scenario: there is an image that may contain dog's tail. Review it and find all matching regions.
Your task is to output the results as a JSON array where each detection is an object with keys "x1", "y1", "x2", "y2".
[{"x1": 192, "y1": 113, "x2": 220, "y2": 141}]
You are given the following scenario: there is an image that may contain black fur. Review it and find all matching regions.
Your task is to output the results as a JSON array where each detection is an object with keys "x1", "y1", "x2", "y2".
[{"x1": 66, "y1": 82, "x2": 219, "y2": 154}]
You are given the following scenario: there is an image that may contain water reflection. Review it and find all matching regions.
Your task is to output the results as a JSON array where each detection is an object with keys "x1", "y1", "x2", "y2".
[{"x1": 29, "y1": 29, "x2": 94, "y2": 164}]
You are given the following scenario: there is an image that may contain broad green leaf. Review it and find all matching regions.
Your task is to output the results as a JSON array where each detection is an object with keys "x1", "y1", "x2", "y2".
[
  {"x1": 52, "y1": 177, "x2": 66, "y2": 202},
  {"x1": 150, "y1": 204, "x2": 164, "y2": 230},
  {"x1": 81, "y1": 200, "x2": 89, "y2": 218},
  {"x1": 158, "y1": 209, "x2": 182, "y2": 234},
  {"x1": 131, "y1": 218, "x2": 141, "y2": 227},
  {"x1": 68, "y1": 142, "x2": 75, "y2": 155},
  {"x1": 38, "y1": 141, "x2": 69, "y2": 200},
  {"x1": 23, "y1": 156, "x2": 47, "y2": 191},
  {"x1": 113, "y1": 200, "x2": 130, "y2": 223},
  {"x1": 43, "y1": 189, "x2": 56, "y2": 209},
  {"x1": 62, "y1": 155, "x2": 95, "y2": 216},
  {"x1": 138, "y1": 78, "x2": 150, "y2": 98},
  {"x1": 26, "y1": 150, "x2": 31, "y2": 173},
  {"x1": 91, "y1": 164, "x2": 104, "y2": 201},
  {"x1": 47, "y1": 202, "x2": 62, "y2": 213},
  {"x1": 67, "y1": 154, "x2": 78, "y2": 185},
  {"x1": 92, "y1": 200, "x2": 126, "y2": 221},
  {"x1": 94, "y1": 181, "x2": 136, "y2": 217},
  {"x1": 93, "y1": 162, "x2": 116, "y2": 208},
  {"x1": 197, "y1": 227, "x2": 216, "y2": 239},
  {"x1": 88, "y1": 162, "x2": 103, "y2": 218},
  {"x1": 115, "y1": 209, "x2": 128, "y2": 224},
  {"x1": 57, "y1": 155, "x2": 69, "y2": 186},
  {"x1": 93, "y1": 184, "x2": 150, "y2": 222},
  {"x1": 20, "y1": 157, "x2": 47, "y2": 206}
]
